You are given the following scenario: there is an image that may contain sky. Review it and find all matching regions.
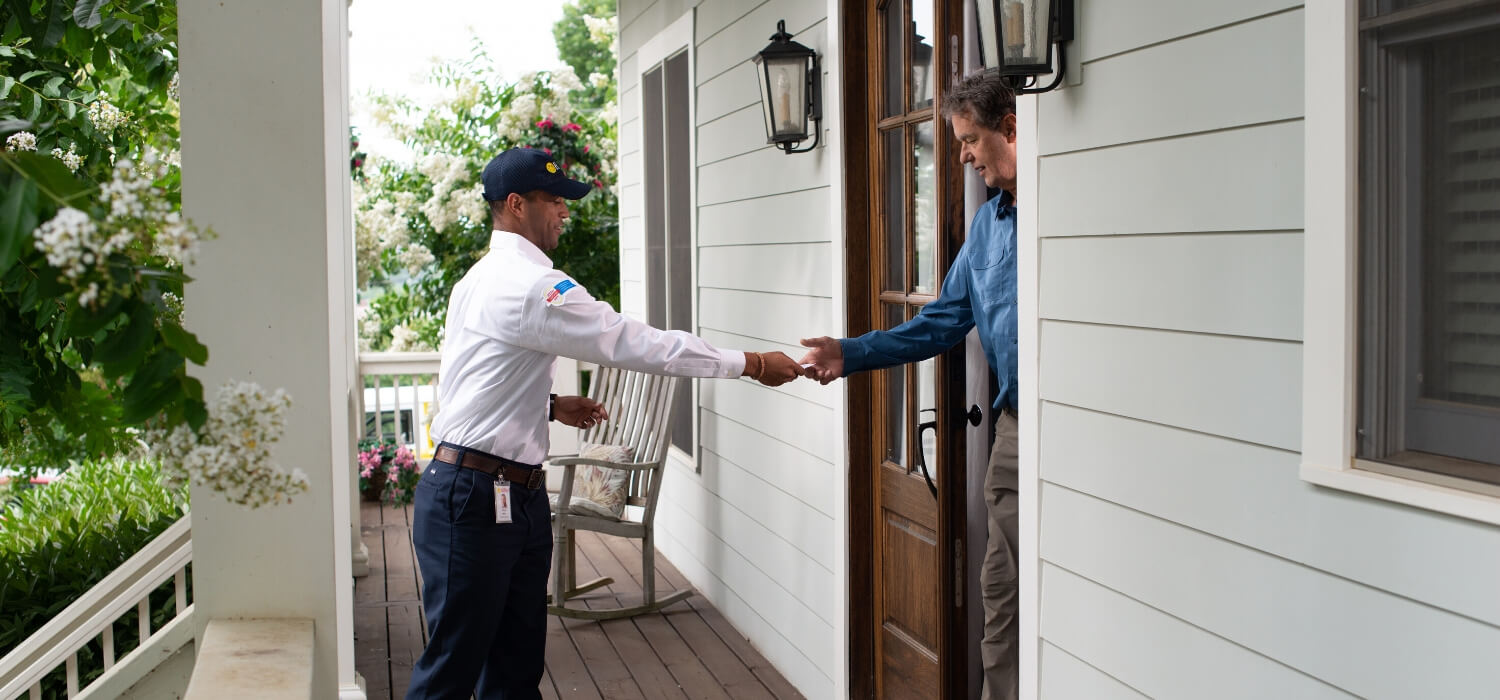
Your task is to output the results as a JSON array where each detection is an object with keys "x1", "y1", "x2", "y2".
[{"x1": 348, "y1": 0, "x2": 571, "y2": 161}]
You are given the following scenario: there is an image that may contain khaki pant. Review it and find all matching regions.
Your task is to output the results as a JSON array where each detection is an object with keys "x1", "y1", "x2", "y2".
[{"x1": 981, "y1": 411, "x2": 1019, "y2": 700}]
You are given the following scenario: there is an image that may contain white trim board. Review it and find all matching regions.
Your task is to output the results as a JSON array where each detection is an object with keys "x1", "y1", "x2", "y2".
[{"x1": 1299, "y1": 0, "x2": 1500, "y2": 526}]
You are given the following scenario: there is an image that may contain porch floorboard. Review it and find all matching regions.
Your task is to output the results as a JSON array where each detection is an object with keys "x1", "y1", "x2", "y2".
[{"x1": 354, "y1": 500, "x2": 804, "y2": 700}]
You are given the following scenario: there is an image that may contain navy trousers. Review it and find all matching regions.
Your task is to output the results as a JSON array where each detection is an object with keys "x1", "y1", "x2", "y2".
[{"x1": 405, "y1": 456, "x2": 552, "y2": 700}]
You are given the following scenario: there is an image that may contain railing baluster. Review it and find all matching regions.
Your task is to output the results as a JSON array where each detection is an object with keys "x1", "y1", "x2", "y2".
[
  {"x1": 31, "y1": 681, "x2": 41, "y2": 699},
  {"x1": 102, "y1": 625, "x2": 115, "y2": 670},
  {"x1": 374, "y1": 375, "x2": 384, "y2": 442},
  {"x1": 137, "y1": 598, "x2": 150, "y2": 646},
  {"x1": 175, "y1": 568, "x2": 187, "y2": 615},
  {"x1": 66, "y1": 653, "x2": 78, "y2": 697},
  {"x1": 396, "y1": 373, "x2": 407, "y2": 446}
]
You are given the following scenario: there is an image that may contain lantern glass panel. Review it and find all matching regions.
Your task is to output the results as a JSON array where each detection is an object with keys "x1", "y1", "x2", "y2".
[
  {"x1": 765, "y1": 55, "x2": 808, "y2": 140},
  {"x1": 1001, "y1": 0, "x2": 1051, "y2": 71},
  {"x1": 755, "y1": 56, "x2": 777, "y2": 143}
]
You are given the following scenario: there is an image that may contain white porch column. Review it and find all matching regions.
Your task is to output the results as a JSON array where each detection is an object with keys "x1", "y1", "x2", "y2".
[{"x1": 177, "y1": 1, "x2": 361, "y2": 698}]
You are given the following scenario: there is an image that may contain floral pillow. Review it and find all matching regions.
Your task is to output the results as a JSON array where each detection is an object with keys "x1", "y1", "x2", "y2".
[{"x1": 549, "y1": 443, "x2": 634, "y2": 520}]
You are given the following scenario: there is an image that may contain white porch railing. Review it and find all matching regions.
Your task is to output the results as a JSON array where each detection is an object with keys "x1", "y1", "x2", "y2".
[
  {"x1": 357, "y1": 352, "x2": 589, "y2": 463},
  {"x1": 358, "y1": 351, "x2": 442, "y2": 460},
  {"x1": 0, "y1": 516, "x2": 194, "y2": 700}
]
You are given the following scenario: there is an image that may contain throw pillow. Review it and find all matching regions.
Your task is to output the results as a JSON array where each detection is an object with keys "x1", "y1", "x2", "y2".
[{"x1": 550, "y1": 442, "x2": 634, "y2": 520}]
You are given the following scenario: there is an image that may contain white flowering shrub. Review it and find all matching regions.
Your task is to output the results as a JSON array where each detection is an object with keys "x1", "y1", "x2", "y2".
[
  {"x1": 357, "y1": 32, "x2": 620, "y2": 353},
  {"x1": 148, "y1": 381, "x2": 309, "y2": 508}
]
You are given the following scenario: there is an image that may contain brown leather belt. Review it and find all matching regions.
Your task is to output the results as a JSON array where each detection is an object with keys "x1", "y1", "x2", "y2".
[{"x1": 434, "y1": 444, "x2": 546, "y2": 490}]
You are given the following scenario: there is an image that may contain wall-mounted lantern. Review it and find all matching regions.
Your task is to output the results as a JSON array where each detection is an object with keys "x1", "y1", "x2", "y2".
[
  {"x1": 753, "y1": 19, "x2": 821, "y2": 154},
  {"x1": 976, "y1": 0, "x2": 1075, "y2": 94}
]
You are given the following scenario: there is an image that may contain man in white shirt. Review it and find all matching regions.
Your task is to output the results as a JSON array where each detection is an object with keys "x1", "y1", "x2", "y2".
[{"x1": 406, "y1": 148, "x2": 801, "y2": 699}]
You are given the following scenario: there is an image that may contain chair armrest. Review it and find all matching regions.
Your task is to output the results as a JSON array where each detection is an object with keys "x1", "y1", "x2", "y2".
[{"x1": 546, "y1": 457, "x2": 659, "y2": 473}]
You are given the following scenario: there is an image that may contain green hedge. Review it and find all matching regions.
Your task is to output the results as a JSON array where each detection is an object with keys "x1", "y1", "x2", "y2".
[{"x1": 0, "y1": 458, "x2": 189, "y2": 697}]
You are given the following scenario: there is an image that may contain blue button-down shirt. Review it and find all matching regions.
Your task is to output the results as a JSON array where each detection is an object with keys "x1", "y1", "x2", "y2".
[{"x1": 841, "y1": 191, "x2": 1017, "y2": 411}]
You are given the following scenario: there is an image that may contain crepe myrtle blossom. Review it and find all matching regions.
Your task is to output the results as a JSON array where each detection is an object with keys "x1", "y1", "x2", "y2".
[
  {"x1": 88, "y1": 99, "x2": 129, "y2": 136},
  {"x1": 51, "y1": 144, "x2": 84, "y2": 172},
  {"x1": 6, "y1": 131, "x2": 37, "y2": 151},
  {"x1": 148, "y1": 381, "x2": 309, "y2": 508}
]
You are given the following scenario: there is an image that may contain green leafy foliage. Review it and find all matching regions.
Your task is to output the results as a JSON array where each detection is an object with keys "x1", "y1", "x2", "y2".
[
  {"x1": 0, "y1": 458, "x2": 190, "y2": 698},
  {"x1": 553, "y1": 0, "x2": 616, "y2": 110},
  {"x1": 0, "y1": 1, "x2": 208, "y2": 472}
]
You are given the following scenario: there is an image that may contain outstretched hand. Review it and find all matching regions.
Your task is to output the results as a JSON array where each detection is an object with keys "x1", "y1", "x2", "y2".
[
  {"x1": 758, "y1": 351, "x2": 802, "y2": 387},
  {"x1": 798, "y1": 336, "x2": 844, "y2": 385},
  {"x1": 554, "y1": 395, "x2": 608, "y2": 430}
]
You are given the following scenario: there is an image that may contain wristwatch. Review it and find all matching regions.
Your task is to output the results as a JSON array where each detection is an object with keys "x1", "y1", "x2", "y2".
[{"x1": 549, "y1": 393, "x2": 557, "y2": 421}]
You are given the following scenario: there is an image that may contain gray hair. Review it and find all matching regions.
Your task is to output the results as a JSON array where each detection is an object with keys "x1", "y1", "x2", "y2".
[{"x1": 940, "y1": 68, "x2": 1016, "y2": 132}]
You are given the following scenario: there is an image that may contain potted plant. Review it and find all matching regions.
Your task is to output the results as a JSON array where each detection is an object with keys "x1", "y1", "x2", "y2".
[
  {"x1": 384, "y1": 444, "x2": 421, "y2": 506},
  {"x1": 357, "y1": 440, "x2": 392, "y2": 502}
]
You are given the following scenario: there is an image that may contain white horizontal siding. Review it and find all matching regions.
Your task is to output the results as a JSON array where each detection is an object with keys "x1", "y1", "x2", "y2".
[
  {"x1": 698, "y1": 287, "x2": 833, "y2": 346},
  {"x1": 697, "y1": 61, "x2": 759, "y2": 124},
  {"x1": 695, "y1": 3, "x2": 824, "y2": 88},
  {"x1": 1077, "y1": 0, "x2": 1302, "y2": 63},
  {"x1": 699, "y1": 377, "x2": 834, "y2": 460},
  {"x1": 1038, "y1": 121, "x2": 1304, "y2": 237},
  {"x1": 1039, "y1": 642, "x2": 1149, "y2": 700},
  {"x1": 655, "y1": 489, "x2": 837, "y2": 698},
  {"x1": 698, "y1": 187, "x2": 831, "y2": 246},
  {"x1": 698, "y1": 145, "x2": 830, "y2": 206},
  {"x1": 1041, "y1": 484, "x2": 1500, "y2": 699},
  {"x1": 1041, "y1": 564, "x2": 1353, "y2": 700},
  {"x1": 698, "y1": 103, "x2": 769, "y2": 165},
  {"x1": 1042, "y1": 403, "x2": 1500, "y2": 627},
  {"x1": 1039, "y1": 320, "x2": 1301, "y2": 451},
  {"x1": 618, "y1": 4, "x2": 838, "y2": 698},
  {"x1": 1038, "y1": 8, "x2": 1303, "y2": 155},
  {"x1": 698, "y1": 242, "x2": 832, "y2": 297},
  {"x1": 1040, "y1": 232, "x2": 1303, "y2": 341}
]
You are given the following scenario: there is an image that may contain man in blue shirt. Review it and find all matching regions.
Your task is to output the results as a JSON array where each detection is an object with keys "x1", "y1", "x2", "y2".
[{"x1": 799, "y1": 69, "x2": 1020, "y2": 700}]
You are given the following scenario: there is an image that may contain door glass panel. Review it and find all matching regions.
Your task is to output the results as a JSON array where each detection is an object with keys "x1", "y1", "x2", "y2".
[
  {"x1": 917, "y1": 357, "x2": 937, "y2": 476},
  {"x1": 913, "y1": 121, "x2": 937, "y2": 294},
  {"x1": 911, "y1": 0, "x2": 936, "y2": 110},
  {"x1": 883, "y1": 304, "x2": 908, "y2": 467},
  {"x1": 882, "y1": 0, "x2": 905, "y2": 118},
  {"x1": 884, "y1": 128, "x2": 906, "y2": 292}
]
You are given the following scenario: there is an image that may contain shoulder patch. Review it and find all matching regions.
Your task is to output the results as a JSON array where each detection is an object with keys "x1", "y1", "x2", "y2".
[{"x1": 543, "y1": 279, "x2": 578, "y2": 306}]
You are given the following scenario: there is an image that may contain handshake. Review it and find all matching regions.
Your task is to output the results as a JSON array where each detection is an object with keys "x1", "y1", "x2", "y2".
[{"x1": 742, "y1": 337, "x2": 844, "y2": 387}]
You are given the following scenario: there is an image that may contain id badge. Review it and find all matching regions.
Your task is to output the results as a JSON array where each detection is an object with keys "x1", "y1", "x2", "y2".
[{"x1": 494, "y1": 479, "x2": 512, "y2": 524}]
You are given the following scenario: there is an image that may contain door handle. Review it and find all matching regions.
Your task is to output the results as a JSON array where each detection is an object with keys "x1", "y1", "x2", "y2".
[
  {"x1": 915, "y1": 409, "x2": 938, "y2": 499},
  {"x1": 966, "y1": 404, "x2": 983, "y2": 427}
]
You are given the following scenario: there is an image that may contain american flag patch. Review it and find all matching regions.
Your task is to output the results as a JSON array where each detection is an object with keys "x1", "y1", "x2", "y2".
[{"x1": 544, "y1": 279, "x2": 577, "y2": 306}]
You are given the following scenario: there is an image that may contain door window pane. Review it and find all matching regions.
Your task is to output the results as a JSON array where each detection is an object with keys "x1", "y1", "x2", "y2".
[
  {"x1": 913, "y1": 121, "x2": 937, "y2": 294},
  {"x1": 884, "y1": 128, "x2": 906, "y2": 292},
  {"x1": 911, "y1": 0, "x2": 935, "y2": 110},
  {"x1": 882, "y1": 0, "x2": 905, "y2": 118},
  {"x1": 883, "y1": 304, "x2": 908, "y2": 467}
]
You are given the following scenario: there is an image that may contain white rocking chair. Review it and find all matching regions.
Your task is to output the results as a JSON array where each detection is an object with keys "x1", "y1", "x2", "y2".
[{"x1": 547, "y1": 367, "x2": 691, "y2": 619}]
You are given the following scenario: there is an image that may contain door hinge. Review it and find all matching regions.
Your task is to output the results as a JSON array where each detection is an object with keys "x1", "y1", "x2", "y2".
[{"x1": 954, "y1": 538, "x2": 964, "y2": 607}]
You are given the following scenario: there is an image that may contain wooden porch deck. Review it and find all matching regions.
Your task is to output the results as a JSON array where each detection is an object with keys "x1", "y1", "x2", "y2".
[{"x1": 354, "y1": 501, "x2": 805, "y2": 700}]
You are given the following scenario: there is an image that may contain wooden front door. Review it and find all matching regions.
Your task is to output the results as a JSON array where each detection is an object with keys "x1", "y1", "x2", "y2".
[{"x1": 844, "y1": 0, "x2": 968, "y2": 697}]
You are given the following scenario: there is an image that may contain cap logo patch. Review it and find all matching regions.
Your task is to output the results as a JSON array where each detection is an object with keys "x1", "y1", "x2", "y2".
[
  {"x1": 544, "y1": 279, "x2": 577, "y2": 306},
  {"x1": 546, "y1": 162, "x2": 558, "y2": 173}
]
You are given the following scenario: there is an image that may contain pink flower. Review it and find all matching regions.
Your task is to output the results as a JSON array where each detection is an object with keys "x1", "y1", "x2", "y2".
[
  {"x1": 563, "y1": 122, "x2": 581, "y2": 133},
  {"x1": 583, "y1": 145, "x2": 589, "y2": 153},
  {"x1": 537, "y1": 118, "x2": 554, "y2": 129},
  {"x1": 593, "y1": 179, "x2": 603, "y2": 189},
  {"x1": 543, "y1": 147, "x2": 551, "y2": 155}
]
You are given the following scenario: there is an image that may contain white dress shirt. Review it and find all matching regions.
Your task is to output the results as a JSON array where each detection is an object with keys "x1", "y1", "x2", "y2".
[{"x1": 429, "y1": 230, "x2": 745, "y2": 464}]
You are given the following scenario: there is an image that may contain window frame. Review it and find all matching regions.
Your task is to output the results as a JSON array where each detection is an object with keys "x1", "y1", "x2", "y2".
[
  {"x1": 1300, "y1": 0, "x2": 1500, "y2": 524},
  {"x1": 636, "y1": 11, "x2": 700, "y2": 466}
]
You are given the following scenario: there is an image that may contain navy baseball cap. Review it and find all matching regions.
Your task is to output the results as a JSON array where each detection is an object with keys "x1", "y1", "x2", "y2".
[{"x1": 481, "y1": 148, "x2": 592, "y2": 202}]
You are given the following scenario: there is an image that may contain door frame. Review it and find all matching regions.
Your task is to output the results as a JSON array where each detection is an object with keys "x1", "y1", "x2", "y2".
[{"x1": 842, "y1": 0, "x2": 971, "y2": 696}]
